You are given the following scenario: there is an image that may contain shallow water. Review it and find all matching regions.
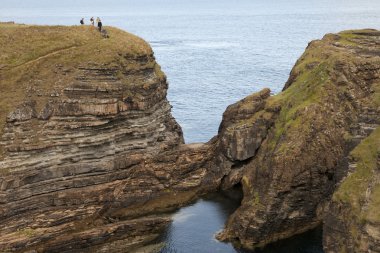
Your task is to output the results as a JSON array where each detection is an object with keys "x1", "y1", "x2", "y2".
[
  {"x1": 2, "y1": 1, "x2": 380, "y2": 252},
  {"x1": 159, "y1": 193, "x2": 241, "y2": 253},
  {"x1": 159, "y1": 192, "x2": 323, "y2": 253}
]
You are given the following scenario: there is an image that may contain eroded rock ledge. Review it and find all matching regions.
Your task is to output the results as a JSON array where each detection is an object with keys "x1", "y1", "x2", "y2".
[{"x1": 0, "y1": 24, "x2": 379, "y2": 252}]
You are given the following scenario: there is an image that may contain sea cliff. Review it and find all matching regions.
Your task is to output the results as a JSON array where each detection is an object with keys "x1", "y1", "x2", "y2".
[
  {"x1": 216, "y1": 29, "x2": 380, "y2": 249},
  {"x1": 0, "y1": 24, "x2": 379, "y2": 252},
  {"x1": 0, "y1": 24, "x2": 230, "y2": 252}
]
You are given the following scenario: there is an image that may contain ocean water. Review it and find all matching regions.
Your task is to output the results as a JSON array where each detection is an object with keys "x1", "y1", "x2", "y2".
[
  {"x1": 160, "y1": 193, "x2": 324, "y2": 253},
  {"x1": 2, "y1": 1, "x2": 380, "y2": 252}
]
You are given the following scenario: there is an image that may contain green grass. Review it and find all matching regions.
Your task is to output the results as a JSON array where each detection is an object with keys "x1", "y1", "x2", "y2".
[
  {"x1": 337, "y1": 31, "x2": 360, "y2": 46},
  {"x1": 264, "y1": 60, "x2": 331, "y2": 152},
  {"x1": 0, "y1": 24, "x2": 152, "y2": 68},
  {"x1": 372, "y1": 81, "x2": 380, "y2": 107},
  {"x1": 330, "y1": 127, "x2": 380, "y2": 252},
  {"x1": 256, "y1": 30, "x2": 378, "y2": 155}
]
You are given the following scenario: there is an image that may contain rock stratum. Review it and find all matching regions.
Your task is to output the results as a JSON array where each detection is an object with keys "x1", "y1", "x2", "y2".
[{"x1": 0, "y1": 24, "x2": 379, "y2": 252}]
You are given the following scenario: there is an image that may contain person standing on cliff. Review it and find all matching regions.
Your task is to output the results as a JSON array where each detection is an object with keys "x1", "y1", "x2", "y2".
[
  {"x1": 90, "y1": 17, "x2": 94, "y2": 26},
  {"x1": 97, "y1": 18, "x2": 103, "y2": 32},
  {"x1": 80, "y1": 18, "x2": 84, "y2": 25}
]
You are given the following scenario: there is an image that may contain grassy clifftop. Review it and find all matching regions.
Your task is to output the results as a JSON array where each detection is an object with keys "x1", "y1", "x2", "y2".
[{"x1": 0, "y1": 24, "x2": 152, "y2": 68}]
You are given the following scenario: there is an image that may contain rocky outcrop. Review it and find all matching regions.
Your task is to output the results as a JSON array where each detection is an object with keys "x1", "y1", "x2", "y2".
[
  {"x1": 218, "y1": 88, "x2": 276, "y2": 162},
  {"x1": 216, "y1": 29, "x2": 380, "y2": 249}
]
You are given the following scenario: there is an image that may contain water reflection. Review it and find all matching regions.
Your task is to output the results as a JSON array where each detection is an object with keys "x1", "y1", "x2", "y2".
[
  {"x1": 159, "y1": 191, "x2": 323, "y2": 253},
  {"x1": 160, "y1": 192, "x2": 241, "y2": 253}
]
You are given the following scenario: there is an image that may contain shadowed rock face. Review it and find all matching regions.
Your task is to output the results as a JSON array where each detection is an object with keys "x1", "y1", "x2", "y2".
[{"x1": 0, "y1": 25, "x2": 379, "y2": 252}]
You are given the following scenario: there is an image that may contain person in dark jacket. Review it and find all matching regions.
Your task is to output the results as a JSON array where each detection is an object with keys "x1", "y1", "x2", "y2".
[
  {"x1": 97, "y1": 18, "x2": 102, "y2": 32},
  {"x1": 80, "y1": 18, "x2": 84, "y2": 25}
]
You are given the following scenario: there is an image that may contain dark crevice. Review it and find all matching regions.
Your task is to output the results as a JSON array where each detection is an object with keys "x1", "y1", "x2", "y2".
[
  {"x1": 231, "y1": 155, "x2": 255, "y2": 170},
  {"x1": 221, "y1": 182, "x2": 244, "y2": 203},
  {"x1": 248, "y1": 225, "x2": 324, "y2": 253}
]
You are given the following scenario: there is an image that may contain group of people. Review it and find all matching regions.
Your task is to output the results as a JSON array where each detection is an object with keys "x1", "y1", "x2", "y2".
[{"x1": 80, "y1": 17, "x2": 102, "y2": 31}]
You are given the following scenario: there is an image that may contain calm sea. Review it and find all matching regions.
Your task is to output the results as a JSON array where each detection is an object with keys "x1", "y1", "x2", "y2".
[{"x1": 1, "y1": 1, "x2": 379, "y2": 252}]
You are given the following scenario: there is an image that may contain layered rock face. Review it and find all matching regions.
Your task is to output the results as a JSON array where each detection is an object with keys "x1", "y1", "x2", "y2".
[
  {"x1": 0, "y1": 24, "x2": 230, "y2": 252},
  {"x1": 216, "y1": 30, "x2": 380, "y2": 249}
]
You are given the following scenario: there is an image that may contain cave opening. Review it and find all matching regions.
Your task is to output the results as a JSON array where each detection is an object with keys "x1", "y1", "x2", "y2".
[{"x1": 221, "y1": 182, "x2": 244, "y2": 204}]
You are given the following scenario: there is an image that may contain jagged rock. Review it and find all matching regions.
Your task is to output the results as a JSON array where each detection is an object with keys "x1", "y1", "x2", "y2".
[
  {"x1": 218, "y1": 88, "x2": 276, "y2": 161},
  {"x1": 6, "y1": 101, "x2": 37, "y2": 122}
]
